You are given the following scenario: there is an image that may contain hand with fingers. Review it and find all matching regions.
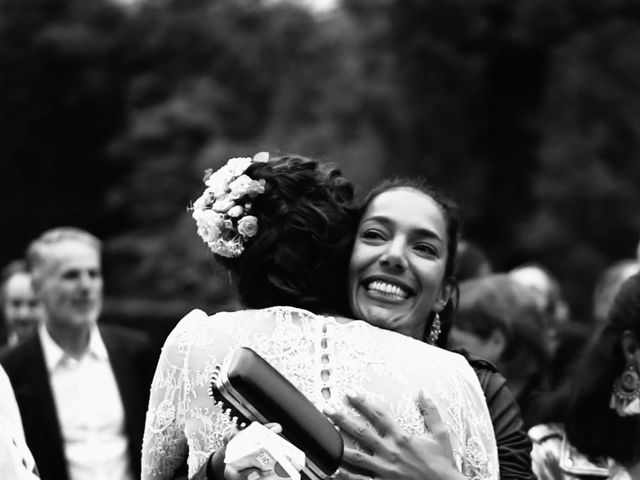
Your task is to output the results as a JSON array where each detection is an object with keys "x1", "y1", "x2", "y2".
[
  {"x1": 223, "y1": 460, "x2": 272, "y2": 480},
  {"x1": 323, "y1": 391, "x2": 467, "y2": 480},
  {"x1": 223, "y1": 423, "x2": 285, "y2": 480},
  {"x1": 192, "y1": 423, "x2": 284, "y2": 480}
]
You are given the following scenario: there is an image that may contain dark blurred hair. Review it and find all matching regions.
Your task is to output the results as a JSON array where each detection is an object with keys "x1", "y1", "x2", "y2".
[
  {"x1": 357, "y1": 177, "x2": 461, "y2": 347},
  {"x1": 566, "y1": 272, "x2": 640, "y2": 464},
  {"x1": 528, "y1": 321, "x2": 593, "y2": 426},
  {"x1": 454, "y1": 240, "x2": 491, "y2": 282},
  {"x1": 215, "y1": 155, "x2": 358, "y2": 315},
  {"x1": 454, "y1": 274, "x2": 550, "y2": 377}
]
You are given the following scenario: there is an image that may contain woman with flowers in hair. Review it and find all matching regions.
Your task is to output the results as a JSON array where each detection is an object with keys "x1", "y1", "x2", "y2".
[{"x1": 141, "y1": 152, "x2": 498, "y2": 480}]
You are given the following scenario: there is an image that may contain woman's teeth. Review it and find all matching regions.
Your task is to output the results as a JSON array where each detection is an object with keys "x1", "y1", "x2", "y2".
[{"x1": 367, "y1": 280, "x2": 409, "y2": 299}]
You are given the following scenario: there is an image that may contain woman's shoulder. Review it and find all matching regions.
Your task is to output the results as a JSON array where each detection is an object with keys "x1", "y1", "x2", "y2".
[
  {"x1": 410, "y1": 337, "x2": 473, "y2": 368},
  {"x1": 165, "y1": 306, "x2": 323, "y2": 345},
  {"x1": 157, "y1": 308, "x2": 270, "y2": 371},
  {"x1": 175, "y1": 307, "x2": 272, "y2": 326},
  {"x1": 162, "y1": 308, "x2": 255, "y2": 348},
  {"x1": 169, "y1": 308, "x2": 235, "y2": 334},
  {"x1": 367, "y1": 327, "x2": 476, "y2": 376}
]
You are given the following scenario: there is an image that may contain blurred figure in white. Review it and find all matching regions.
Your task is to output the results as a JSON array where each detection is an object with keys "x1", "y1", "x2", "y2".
[
  {"x1": 1, "y1": 260, "x2": 44, "y2": 347},
  {"x1": 0, "y1": 363, "x2": 39, "y2": 479},
  {"x1": 509, "y1": 264, "x2": 569, "y2": 323},
  {"x1": 593, "y1": 259, "x2": 640, "y2": 324},
  {"x1": 509, "y1": 263, "x2": 569, "y2": 355}
]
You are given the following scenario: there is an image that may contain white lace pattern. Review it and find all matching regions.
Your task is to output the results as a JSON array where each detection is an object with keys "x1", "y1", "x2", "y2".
[{"x1": 141, "y1": 307, "x2": 499, "y2": 479}]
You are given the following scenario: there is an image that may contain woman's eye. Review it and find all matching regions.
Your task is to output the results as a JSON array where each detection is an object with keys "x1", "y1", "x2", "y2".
[
  {"x1": 414, "y1": 243, "x2": 438, "y2": 256},
  {"x1": 361, "y1": 229, "x2": 386, "y2": 241}
]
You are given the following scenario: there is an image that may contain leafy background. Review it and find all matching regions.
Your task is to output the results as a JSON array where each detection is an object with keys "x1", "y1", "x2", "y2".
[{"x1": 1, "y1": 0, "x2": 639, "y2": 345}]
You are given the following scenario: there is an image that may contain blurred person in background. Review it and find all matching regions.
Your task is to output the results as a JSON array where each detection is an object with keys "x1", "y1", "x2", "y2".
[
  {"x1": 0, "y1": 363, "x2": 39, "y2": 479},
  {"x1": 448, "y1": 273, "x2": 551, "y2": 427},
  {"x1": 0, "y1": 227, "x2": 155, "y2": 480},
  {"x1": 509, "y1": 263, "x2": 579, "y2": 390},
  {"x1": 454, "y1": 239, "x2": 492, "y2": 282},
  {"x1": 530, "y1": 272, "x2": 640, "y2": 479},
  {"x1": 509, "y1": 264, "x2": 569, "y2": 339},
  {"x1": 1, "y1": 260, "x2": 44, "y2": 348},
  {"x1": 593, "y1": 259, "x2": 640, "y2": 324}
]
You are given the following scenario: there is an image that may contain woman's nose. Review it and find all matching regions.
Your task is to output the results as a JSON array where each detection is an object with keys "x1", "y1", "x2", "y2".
[{"x1": 379, "y1": 238, "x2": 407, "y2": 270}]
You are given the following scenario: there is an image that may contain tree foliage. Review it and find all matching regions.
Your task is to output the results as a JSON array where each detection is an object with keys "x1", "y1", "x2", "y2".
[
  {"x1": 345, "y1": 0, "x2": 640, "y2": 318},
  {"x1": 0, "y1": 0, "x2": 130, "y2": 251},
  {"x1": 0, "y1": 0, "x2": 639, "y2": 321}
]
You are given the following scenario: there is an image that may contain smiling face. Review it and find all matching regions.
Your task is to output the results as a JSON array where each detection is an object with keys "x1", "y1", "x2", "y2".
[
  {"x1": 35, "y1": 239, "x2": 103, "y2": 330},
  {"x1": 348, "y1": 187, "x2": 452, "y2": 339}
]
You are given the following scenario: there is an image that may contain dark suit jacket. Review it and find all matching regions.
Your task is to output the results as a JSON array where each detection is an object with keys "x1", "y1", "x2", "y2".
[{"x1": 0, "y1": 324, "x2": 156, "y2": 480}]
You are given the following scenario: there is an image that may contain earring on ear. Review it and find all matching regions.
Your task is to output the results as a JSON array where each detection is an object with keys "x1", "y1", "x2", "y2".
[
  {"x1": 427, "y1": 312, "x2": 441, "y2": 345},
  {"x1": 610, "y1": 364, "x2": 640, "y2": 416}
]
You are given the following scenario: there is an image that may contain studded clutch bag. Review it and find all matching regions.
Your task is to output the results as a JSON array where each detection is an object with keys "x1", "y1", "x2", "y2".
[{"x1": 209, "y1": 346, "x2": 344, "y2": 480}]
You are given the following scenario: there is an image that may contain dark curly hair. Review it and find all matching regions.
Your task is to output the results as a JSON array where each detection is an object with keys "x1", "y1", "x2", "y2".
[
  {"x1": 565, "y1": 272, "x2": 640, "y2": 465},
  {"x1": 357, "y1": 178, "x2": 461, "y2": 347},
  {"x1": 214, "y1": 155, "x2": 358, "y2": 316}
]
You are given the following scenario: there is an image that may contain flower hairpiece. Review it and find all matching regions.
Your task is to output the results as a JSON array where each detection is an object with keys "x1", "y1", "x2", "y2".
[{"x1": 191, "y1": 151, "x2": 269, "y2": 258}]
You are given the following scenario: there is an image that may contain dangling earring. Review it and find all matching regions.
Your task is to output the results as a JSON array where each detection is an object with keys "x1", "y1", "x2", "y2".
[
  {"x1": 610, "y1": 364, "x2": 640, "y2": 417},
  {"x1": 428, "y1": 313, "x2": 441, "y2": 345}
]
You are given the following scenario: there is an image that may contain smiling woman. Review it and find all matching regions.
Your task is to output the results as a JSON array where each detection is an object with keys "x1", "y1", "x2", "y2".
[
  {"x1": 349, "y1": 187, "x2": 453, "y2": 340},
  {"x1": 349, "y1": 179, "x2": 460, "y2": 345},
  {"x1": 329, "y1": 177, "x2": 537, "y2": 480}
]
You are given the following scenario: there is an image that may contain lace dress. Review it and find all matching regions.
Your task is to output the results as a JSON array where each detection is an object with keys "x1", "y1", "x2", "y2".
[{"x1": 142, "y1": 306, "x2": 499, "y2": 480}]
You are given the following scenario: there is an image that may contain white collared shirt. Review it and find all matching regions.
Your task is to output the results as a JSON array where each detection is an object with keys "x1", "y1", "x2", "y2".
[{"x1": 39, "y1": 324, "x2": 133, "y2": 480}]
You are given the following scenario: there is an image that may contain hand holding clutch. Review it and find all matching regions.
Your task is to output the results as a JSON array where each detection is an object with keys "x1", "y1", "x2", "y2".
[
  {"x1": 209, "y1": 347, "x2": 343, "y2": 480},
  {"x1": 225, "y1": 423, "x2": 305, "y2": 480}
]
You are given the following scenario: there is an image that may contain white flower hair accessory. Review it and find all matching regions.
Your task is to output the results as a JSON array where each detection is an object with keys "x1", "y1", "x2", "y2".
[{"x1": 191, "y1": 151, "x2": 269, "y2": 258}]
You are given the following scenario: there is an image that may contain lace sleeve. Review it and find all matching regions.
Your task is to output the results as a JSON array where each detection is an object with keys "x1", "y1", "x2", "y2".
[
  {"x1": 141, "y1": 309, "x2": 206, "y2": 480},
  {"x1": 438, "y1": 353, "x2": 500, "y2": 480}
]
